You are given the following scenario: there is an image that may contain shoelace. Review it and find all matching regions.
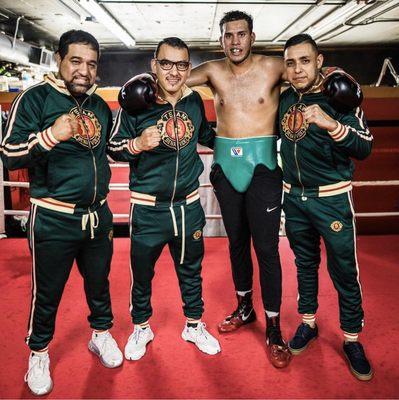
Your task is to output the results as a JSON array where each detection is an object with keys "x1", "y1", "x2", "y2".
[
  {"x1": 131, "y1": 328, "x2": 147, "y2": 345},
  {"x1": 346, "y1": 342, "x2": 365, "y2": 359},
  {"x1": 193, "y1": 323, "x2": 212, "y2": 342},
  {"x1": 95, "y1": 332, "x2": 117, "y2": 355},
  {"x1": 25, "y1": 355, "x2": 49, "y2": 380},
  {"x1": 268, "y1": 326, "x2": 285, "y2": 347},
  {"x1": 231, "y1": 302, "x2": 250, "y2": 318},
  {"x1": 295, "y1": 323, "x2": 312, "y2": 339}
]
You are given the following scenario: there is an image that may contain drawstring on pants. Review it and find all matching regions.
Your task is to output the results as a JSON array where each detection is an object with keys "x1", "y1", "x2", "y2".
[
  {"x1": 169, "y1": 206, "x2": 178, "y2": 237},
  {"x1": 180, "y1": 205, "x2": 185, "y2": 265},
  {"x1": 169, "y1": 205, "x2": 186, "y2": 265},
  {"x1": 82, "y1": 210, "x2": 99, "y2": 239}
]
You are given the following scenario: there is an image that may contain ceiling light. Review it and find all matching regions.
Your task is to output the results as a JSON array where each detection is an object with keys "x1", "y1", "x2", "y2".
[
  {"x1": 306, "y1": 1, "x2": 362, "y2": 38},
  {"x1": 77, "y1": 0, "x2": 135, "y2": 47}
]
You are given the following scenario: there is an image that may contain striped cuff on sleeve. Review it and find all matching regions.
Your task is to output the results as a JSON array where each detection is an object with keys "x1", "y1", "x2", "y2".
[
  {"x1": 37, "y1": 127, "x2": 60, "y2": 151},
  {"x1": 328, "y1": 121, "x2": 349, "y2": 142},
  {"x1": 127, "y1": 138, "x2": 142, "y2": 155}
]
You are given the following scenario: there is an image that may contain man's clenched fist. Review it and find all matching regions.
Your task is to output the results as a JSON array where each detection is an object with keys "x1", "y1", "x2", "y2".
[
  {"x1": 304, "y1": 104, "x2": 338, "y2": 132},
  {"x1": 135, "y1": 126, "x2": 161, "y2": 151},
  {"x1": 51, "y1": 114, "x2": 79, "y2": 142}
]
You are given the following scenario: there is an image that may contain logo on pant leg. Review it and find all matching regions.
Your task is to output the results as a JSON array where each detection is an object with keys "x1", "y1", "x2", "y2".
[
  {"x1": 193, "y1": 230, "x2": 202, "y2": 240},
  {"x1": 108, "y1": 229, "x2": 114, "y2": 241},
  {"x1": 330, "y1": 221, "x2": 343, "y2": 232}
]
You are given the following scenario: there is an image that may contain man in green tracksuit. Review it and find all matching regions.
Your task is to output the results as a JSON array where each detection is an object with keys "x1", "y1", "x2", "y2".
[
  {"x1": 108, "y1": 37, "x2": 220, "y2": 360},
  {"x1": 279, "y1": 34, "x2": 373, "y2": 381},
  {"x1": 0, "y1": 30, "x2": 123, "y2": 396}
]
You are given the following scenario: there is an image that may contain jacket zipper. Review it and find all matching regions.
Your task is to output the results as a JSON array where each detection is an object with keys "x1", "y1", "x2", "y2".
[
  {"x1": 170, "y1": 104, "x2": 180, "y2": 207},
  {"x1": 73, "y1": 96, "x2": 98, "y2": 206},
  {"x1": 292, "y1": 97, "x2": 305, "y2": 198},
  {"x1": 291, "y1": 79, "x2": 324, "y2": 199}
]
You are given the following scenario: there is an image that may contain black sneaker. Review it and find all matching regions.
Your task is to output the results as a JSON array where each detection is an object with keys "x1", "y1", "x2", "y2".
[
  {"x1": 218, "y1": 292, "x2": 256, "y2": 333},
  {"x1": 265, "y1": 315, "x2": 291, "y2": 368},
  {"x1": 288, "y1": 323, "x2": 318, "y2": 355},
  {"x1": 343, "y1": 341, "x2": 373, "y2": 381}
]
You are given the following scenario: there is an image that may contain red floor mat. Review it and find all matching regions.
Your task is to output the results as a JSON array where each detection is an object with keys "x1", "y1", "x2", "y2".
[{"x1": 0, "y1": 236, "x2": 398, "y2": 398}]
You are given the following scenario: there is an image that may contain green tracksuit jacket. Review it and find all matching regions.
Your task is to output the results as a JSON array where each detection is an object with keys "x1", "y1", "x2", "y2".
[
  {"x1": 1, "y1": 73, "x2": 112, "y2": 209},
  {"x1": 107, "y1": 86, "x2": 214, "y2": 201},
  {"x1": 279, "y1": 87, "x2": 373, "y2": 197}
]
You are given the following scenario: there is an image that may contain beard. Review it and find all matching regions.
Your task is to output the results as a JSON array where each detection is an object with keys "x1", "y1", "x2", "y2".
[
  {"x1": 65, "y1": 80, "x2": 91, "y2": 96},
  {"x1": 296, "y1": 81, "x2": 314, "y2": 93},
  {"x1": 57, "y1": 70, "x2": 92, "y2": 96},
  {"x1": 296, "y1": 71, "x2": 321, "y2": 93}
]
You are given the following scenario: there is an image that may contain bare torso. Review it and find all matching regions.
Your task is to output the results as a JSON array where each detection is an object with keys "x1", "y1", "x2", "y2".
[{"x1": 187, "y1": 54, "x2": 284, "y2": 138}]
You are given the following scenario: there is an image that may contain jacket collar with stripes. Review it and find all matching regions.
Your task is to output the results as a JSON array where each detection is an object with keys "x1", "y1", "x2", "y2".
[
  {"x1": 156, "y1": 85, "x2": 193, "y2": 105},
  {"x1": 44, "y1": 72, "x2": 97, "y2": 97}
]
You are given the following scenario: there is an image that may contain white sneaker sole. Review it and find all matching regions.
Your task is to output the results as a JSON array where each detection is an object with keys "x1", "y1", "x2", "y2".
[
  {"x1": 124, "y1": 332, "x2": 154, "y2": 361},
  {"x1": 181, "y1": 331, "x2": 221, "y2": 355},
  {"x1": 26, "y1": 379, "x2": 53, "y2": 396},
  {"x1": 88, "y1": 341, "x2": 123, "y2": 368}
]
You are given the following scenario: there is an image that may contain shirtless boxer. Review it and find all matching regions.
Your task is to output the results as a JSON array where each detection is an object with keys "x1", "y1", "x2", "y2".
[{"x1": 187, "y1": 10, "x2": 290, "y2": 368}]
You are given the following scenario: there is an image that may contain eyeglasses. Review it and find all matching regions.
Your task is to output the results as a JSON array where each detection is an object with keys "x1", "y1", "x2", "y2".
[{"x1": 155, "y1": 59, "x2": 190, "y2": 71}]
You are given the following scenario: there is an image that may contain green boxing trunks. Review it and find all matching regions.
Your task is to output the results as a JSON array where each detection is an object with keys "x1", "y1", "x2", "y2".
[{"x1": 213, "y1": 135, "x2": 278, "y2": 193}]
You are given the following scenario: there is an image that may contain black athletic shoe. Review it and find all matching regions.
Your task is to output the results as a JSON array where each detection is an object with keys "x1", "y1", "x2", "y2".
[
  {"x1": 265, "y1": 315, "x2": 291, "y2": 368},
  {"x1": 288, "y1": 323, "x2": 318, "y2": 355},
  {"x1": 343, "y1": 341, "x2": 373, "y2": 381},
  {"x1": 218, "y1": 292, "x2": 256, "y2": 333}
]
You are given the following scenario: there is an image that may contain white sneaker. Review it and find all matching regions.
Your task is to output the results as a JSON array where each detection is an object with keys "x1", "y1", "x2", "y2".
[
  {"x1": 88, "y1": 331, "x2": 123, "y2": 368},
  {"x1": 24, "y1": 352, "x2": 53, "y2": 396},
  {"x1": 182, "y1": 322, "x2": 221, "y2": 355},
  {"x1": 124, "y1": 325, "x2": 154, "y2": 361}
]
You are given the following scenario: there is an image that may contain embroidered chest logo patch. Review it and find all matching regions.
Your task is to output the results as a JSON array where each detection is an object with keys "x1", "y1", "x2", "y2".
[
  {"x1": 231, "y1": 147, "x2": 243, "y2": 157},
  {"x1": 330, "y1": 221, "x2": 343, "y2": 232},
  {"x1": 70, "y1": 107, "x2": 101, "y2": 149},
  {"x1": 157, "y1": 110, "x2": 194, "y2": 150},
  {"x1": 281, "y1": 103, "x2": 308, "y2": 142}
]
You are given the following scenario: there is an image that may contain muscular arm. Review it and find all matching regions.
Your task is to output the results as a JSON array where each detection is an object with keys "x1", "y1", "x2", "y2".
[
  {"x1": 187, "y1": 62, "x2": 211, "y2": 87},
  {"x1": 271, "y1": 56, "x2": 287, "y2": 82}
]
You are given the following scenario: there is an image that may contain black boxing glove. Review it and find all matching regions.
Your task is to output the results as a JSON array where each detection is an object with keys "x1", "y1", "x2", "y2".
[
  {"x1": 118, "y1": 73, "x2": 158, "y2": 115},
  {"x1": 322, "y1": 68, "x2": 363, "y2": 114}
]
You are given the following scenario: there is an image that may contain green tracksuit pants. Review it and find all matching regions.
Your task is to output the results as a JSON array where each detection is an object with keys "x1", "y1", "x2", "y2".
[
  {"x1": 283, "y1": 191, "x2": 364, "y2": 333},
  {"x1": 26, "y1": 201, "x2": 114, "y2": 351},
  {"x1": 129, "y1": 199, "x2": 206, "y2": 324}
]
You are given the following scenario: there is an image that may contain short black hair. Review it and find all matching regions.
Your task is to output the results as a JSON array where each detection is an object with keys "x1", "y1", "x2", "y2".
[
  {"x1": 284, "y1": 33, "x2": 319, "y2": 53},
  {"x1": 219, "y1": 10, "x2": 253, "y2": 34},
  {"x1": 154, "y1": 37, "x2": 190, "y2": 59},
  {"x1": 57, "y1": 30, "x2": 100, "y2": 60}
]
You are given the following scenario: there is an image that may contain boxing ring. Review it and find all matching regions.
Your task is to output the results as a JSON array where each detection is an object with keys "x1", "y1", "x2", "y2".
[
  {"x1": 1, "y1": 85, "x2": 399, "y2": 237},
  {"x1": 1, "y1": 87, "x2": 399, "y2": 400}
]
